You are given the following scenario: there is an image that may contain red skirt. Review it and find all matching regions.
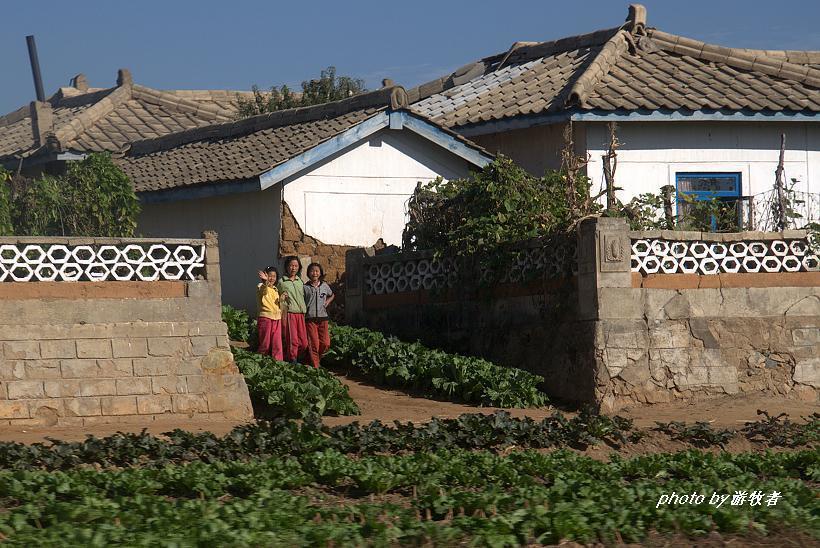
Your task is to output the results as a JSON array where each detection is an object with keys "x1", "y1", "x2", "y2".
[{"x1": 283, "y1": 312, "x2": 308, "y2": 362}]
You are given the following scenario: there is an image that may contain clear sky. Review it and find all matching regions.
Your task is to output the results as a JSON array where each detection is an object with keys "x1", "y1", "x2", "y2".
[{"x1": 2, "y1": 0, "x2": 819, "y2": 113}]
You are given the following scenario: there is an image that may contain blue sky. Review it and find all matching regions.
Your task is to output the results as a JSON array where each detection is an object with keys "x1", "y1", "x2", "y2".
[{"x1": 2, "y1": 0, "x2": 819, "y2": 113}]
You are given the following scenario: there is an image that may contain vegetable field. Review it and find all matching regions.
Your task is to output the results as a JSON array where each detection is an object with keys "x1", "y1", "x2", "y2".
[{"x1": 0, "y1": 413, "x2": 817, "y2": 545}]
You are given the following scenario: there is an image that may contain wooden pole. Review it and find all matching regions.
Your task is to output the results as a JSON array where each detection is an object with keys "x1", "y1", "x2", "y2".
[
  {"x1": 661, "y1": 185, "x2": 675, "y2": 229},
  {"x1": 775, "y1": 133, "x2": 787, "y2": 231}
]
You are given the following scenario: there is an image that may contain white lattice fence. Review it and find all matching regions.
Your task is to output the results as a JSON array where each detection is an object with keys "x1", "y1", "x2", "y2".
[
  {"x1": 631, "y1": 238, "x2": 819, "y2": 275},
  {"x1": 364, "y1": 239, "x2": 577, "y2": 296},
  {"x1": 0, "y1": 242, "x2": 206, "y2": 282}
]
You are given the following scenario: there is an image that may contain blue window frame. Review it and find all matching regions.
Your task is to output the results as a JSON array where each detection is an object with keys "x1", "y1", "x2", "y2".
[{"x1": 675, "y1": 172, "x2": 742, "y2": 231}]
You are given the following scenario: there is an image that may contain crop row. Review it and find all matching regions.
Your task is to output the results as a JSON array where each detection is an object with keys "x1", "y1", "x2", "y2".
[
  {"x1": 222, "y1": 306, "x2": 549, "y2": 409},
  {"x1": 325, "y1": 324, "x2": 548, "y2": 407},
  {"x1": 0, "y1": 449, "x2": 816, "y2": 545},
  {"x1": 0, "y1": 411, "x2": 816, "y2": 471},
  {"x1": 232, "y1": 347, "x2": 359, "y2": 418}
]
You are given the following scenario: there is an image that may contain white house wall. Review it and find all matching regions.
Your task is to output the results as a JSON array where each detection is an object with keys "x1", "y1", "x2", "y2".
[
  {"x1": 138, "y1": 187, "x2": 282, "y2": 312},
  {"x1": 281, "y1": 128, "x2": 473, "y2": 247},
  {"x1": 584, "y1": 121, "x2": 819, "y2": 203}
]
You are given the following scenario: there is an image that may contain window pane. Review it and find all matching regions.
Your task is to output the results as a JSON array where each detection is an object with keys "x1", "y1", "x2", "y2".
[{"x1": 677, "y1": 175, "x2": 737, "y2": 193}]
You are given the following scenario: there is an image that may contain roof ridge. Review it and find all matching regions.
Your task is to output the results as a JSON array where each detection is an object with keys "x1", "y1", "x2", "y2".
[
  {"x1": 648, "y1": 29, "x2": 820, "y2": 88},
  {"x1": 128, "y1": 85, "x2": 408, "y2": 156},
  {"x1": 53, "y1": 85, "x2": 132, "y2": 149},
  {"x1": 132, "y1": 85, "x2": 236, "y2": 120},
  {"x1": 406, "y1": 26, "x2": 621, "y2": 104},
  {"x1": 565, "y1": 30, "x2": 632, "y2": 107},
  {"x1": 0, "y1": 105, "x2": 30, "y2": 128}
]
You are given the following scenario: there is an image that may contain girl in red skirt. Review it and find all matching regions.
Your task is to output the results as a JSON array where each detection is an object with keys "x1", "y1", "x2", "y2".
[
  {"x1": 304, "y1": 262, "x2": 335, "y2": 368},
  {"x1": 255, "y1": 266, "x2": 283, "y2": 360},
  {"x1": 277, "y1": 256, "x2": 309, "y2": 363}
]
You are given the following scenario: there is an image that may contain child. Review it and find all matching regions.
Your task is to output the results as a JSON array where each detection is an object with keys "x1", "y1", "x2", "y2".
[
  {"x1": 256, "y1": 266, "x2": 283, "y2": 361},
  {"x1": 277, "y1": 256, "x2": 308, "y2": 363},
  {"x1": 304, "y1": 262, "x2": 335, "y2": 368}
]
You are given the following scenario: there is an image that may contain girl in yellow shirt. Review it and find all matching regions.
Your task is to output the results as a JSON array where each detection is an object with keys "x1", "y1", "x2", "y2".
[{"x1": 256, "y1": 266, "x2": 283, "y2": 360}]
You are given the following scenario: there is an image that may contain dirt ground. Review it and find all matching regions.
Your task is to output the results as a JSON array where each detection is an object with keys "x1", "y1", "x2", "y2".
[{"x1": 0, "y1": 372, "x2": 815, "y2": 444}]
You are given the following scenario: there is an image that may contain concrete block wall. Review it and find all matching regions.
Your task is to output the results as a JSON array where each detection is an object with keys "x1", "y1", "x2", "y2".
[
  {"x1": 583, "y1": 218, "x2": 819, "y2": 410},
  {"x1": 0, "y1": 232, "x2": 253, "y2": 426},
  {"x1": 346, "y1": 218, "x2": 819, "y2": 411}
]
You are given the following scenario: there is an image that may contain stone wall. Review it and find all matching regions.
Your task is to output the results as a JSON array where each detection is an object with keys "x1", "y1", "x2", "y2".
[
  {"x1": 346, "y1": 219, "x2": 819, "y2": 411},
  {"x1": 0, "y1": 233, "x2": 253, "y2": 426}
]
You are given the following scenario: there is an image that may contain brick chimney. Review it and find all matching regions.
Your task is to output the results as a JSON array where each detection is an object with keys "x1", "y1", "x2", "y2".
[
  {"x1": 71, "y1": 73, "x2": 89, "y2": 91},
  {"x1": 29, "y1": 100, "x2": 54, "y2": 148},
  {"x1": 117, "y1": 68, "x2": 132, "y2": 87}
]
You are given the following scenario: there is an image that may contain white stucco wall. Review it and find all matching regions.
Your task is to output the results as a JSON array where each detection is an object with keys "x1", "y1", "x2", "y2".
[
  {"x1": 584, "y1": 121, "x2": 819, "y2": 203},
  {"x1": 281, "y1": 128, "x2": 474, "y2": 247},
  {"x1": 138, "y1": 187, "x2": 281, "y2": 312}
]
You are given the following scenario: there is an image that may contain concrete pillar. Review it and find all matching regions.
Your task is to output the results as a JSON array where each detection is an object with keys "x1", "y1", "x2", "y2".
[
  {"x1": 202, "y1": 231, "x2": 221, "y2": 300},
  {"x1": 576, "y1": 217, "x2": 631, "y2": 320},
  {"x1": 344, "y1": 247, "x2": 374, "y2": 324}
]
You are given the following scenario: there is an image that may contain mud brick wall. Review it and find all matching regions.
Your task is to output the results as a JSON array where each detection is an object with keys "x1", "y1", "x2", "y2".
[
  {"x1": 0, "y1": 233, "x2": 253, "y2": 427},
  {"x1": 280, "y1": 201, "x2": 387, "y2": 321}
]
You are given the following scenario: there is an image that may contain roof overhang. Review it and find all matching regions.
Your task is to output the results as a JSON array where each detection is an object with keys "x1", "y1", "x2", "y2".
[
  {"x1": 455, "y1": 108, "x2": 818, "y2": 136},
  {"x1": 570, "y1": 109, "x2": 819, "y2": 122}
]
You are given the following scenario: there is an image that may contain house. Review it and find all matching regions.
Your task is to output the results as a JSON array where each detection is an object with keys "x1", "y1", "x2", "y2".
[
  {"x1": 408, "y1": 3, "x2": 820, "y2": 229},
  {"x1": 0, "y1": 69, "x2": 253, "y2": 175},
  {"x1": 115, "y1": 85, "x2": 492, "y2": 311}
]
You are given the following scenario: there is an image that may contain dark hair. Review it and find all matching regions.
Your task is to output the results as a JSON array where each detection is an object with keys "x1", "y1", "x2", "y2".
[
  {"x1": 263, "y1": 266, "x2": 279, "y2": 276},
  {"x1": 283, "y1": 255, "x2": 302, "y2": 275},
  {"x1": 306, "y1": 262, "x2": 325, "y2": 280}
]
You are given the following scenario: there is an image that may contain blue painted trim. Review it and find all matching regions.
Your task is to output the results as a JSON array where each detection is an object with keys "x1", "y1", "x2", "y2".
[
  {"x1": 138, "y1": 177, "x2": 262, "y2": 204},
  {"x1": 389, "y1": 111, "x2": 403, "y2": 130},
  {"x1": 571, "y1": 109, "x2": 817, "y2": 122},
  {"x1": 259, "y1": 112, "x2": 389, "y2": 190},
  {"x1": 398, "y1": 112, "x2": 493, "y2": 167},
  {"x1": 675, "y1": 172, "x2": 742, "y2": 232}
]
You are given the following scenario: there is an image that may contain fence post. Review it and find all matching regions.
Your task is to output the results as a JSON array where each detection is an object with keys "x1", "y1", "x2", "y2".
[
  {"x1": 202, "y1": 231, "x2": 221, "y2": 299},
  {"x1": 344, "y1": 247, "x2": 374, "y2": 325},
  {"x1": 576, "y1": 217, "x2": 631, "y2": 321}
]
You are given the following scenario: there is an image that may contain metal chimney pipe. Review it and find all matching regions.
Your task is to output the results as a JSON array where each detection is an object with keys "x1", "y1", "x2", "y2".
[{"x1": 26, "y1": 35, "x2": 46, "y2": 102}]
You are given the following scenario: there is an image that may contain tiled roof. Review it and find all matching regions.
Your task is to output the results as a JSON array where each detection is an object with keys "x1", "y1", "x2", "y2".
[
  {"x1": 410, "y1": 4, "x2": 820, "y2": 128},
  {"x1": 0, "y1": 70, "x2": 251, "y2": 162},
  {"x1": 117, "y1": 86, "x2": 408, "y2": 192}
]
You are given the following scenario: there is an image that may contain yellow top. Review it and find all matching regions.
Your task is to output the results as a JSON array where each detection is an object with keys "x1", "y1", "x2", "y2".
[{"x1": 257, "y1": 283, "x2": 282, "y2": 320}]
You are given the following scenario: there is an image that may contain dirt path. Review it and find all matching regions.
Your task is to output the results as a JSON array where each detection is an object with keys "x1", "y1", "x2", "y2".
[{"x1": 0, "y1": 372, "x2": 814, "y2": 444}]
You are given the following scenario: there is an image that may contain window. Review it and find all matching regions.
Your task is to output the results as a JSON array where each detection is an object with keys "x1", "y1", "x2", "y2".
[{"x1": 675, "y1": 172, "x2": 742, "y2": 231}]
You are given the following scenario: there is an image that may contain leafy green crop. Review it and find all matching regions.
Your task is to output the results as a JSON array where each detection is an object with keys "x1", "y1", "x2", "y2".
[
  {"x1": 232, "y1": 347, "x2": 359, "y2": 418},
  {"x1": 326, "y1": 325, "x2": 548, "y2": 407},
  {"x1": 0, "y1": 449, "x2": 816, "y2": 546},
  {"x1": 222, "y1": 305, "x2": 252, "y2": 342}
]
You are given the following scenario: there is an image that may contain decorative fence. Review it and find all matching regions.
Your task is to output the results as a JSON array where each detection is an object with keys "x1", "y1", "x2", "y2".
[
  {"x1": 363, "y1": 238, "x2": 577, "y2": 296},
  {"x1": 630, "y1": 232, "x2": 819, "y2": 276},
  {"x1": 0, "y1": 238, "x2": 206, "y2": 282}
]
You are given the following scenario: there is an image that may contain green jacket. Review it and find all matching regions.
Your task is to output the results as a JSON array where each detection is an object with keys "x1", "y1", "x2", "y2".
[{"x1": 277, "y1": 277, "x2": 306, "y2": 314}]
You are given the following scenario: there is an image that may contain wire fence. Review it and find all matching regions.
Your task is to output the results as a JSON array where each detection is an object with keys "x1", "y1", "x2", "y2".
[{"x1": 742, "y1": 189, "x2": 820, "y2": 231}]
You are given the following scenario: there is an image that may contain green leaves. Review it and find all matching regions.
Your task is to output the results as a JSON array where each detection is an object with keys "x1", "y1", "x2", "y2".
[
  {"x1": 403, "y1": 156, "x2": 595, "y2": 284},
  {"x1": 232, "y1": 347, "x2": 360, "y2": 418},
  {"x1": 0, "y1": 449, "x2": 816, "y2": 545},
  {"x1": 325, "y1": 325, "x2": 548, "y2": 408},
  {"x1": 7, "y1": 153, "x2": 140, "y2": 237}
]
